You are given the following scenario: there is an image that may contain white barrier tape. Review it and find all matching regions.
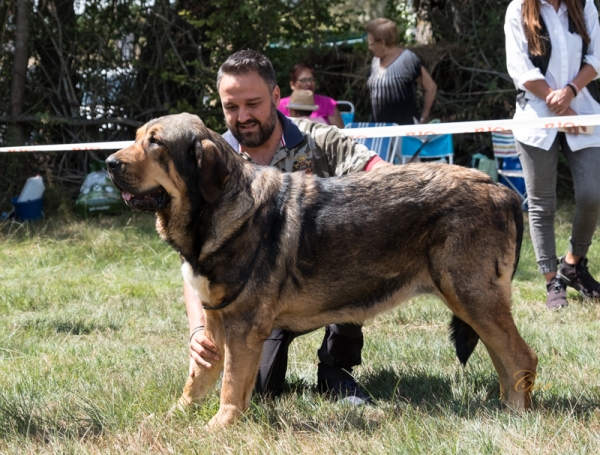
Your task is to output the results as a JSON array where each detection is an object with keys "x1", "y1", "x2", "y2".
[
  {"x1": 341, "y1": 114, "x2": 600, "y2": 139},
  {"x1": 2, "y1": 114, "x2": 600, "y2": 153},
  {"x1": 0, "y1": 140, "x2": 133, "y2": 153}
]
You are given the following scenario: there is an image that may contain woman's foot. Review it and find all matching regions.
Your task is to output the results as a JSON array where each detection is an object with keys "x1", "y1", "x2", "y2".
[
  {"x1": 557, "y1": 257, "x2": 600, "y2": 300},
  {"x1": 546, "y1": 275, "x2": 568, "y2": 310}
]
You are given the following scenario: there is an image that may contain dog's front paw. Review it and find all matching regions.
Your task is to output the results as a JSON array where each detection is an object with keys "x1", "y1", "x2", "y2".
[
  {"x1": 206, "y1": 404, "x2": 243, "y2": 428},
  {"x1": 165, "y1": 395, "x2": 192, "y2": 419}
]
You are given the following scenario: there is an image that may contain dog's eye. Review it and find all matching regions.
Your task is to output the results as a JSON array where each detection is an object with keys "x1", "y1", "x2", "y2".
[{"x1": 148, "y1": 136, "x2": 162, "y2": 146}]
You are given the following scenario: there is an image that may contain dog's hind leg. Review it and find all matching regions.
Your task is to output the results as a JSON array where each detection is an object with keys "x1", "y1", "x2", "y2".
[
  {"x1": 446, "y1": 284, "x2": 537, "y2": 410},
  {"x1": 472, "y1": 316, "x2": 537, "y2": 410},
  {"x1": 448, "y1": 315, "x2": 512, "y2": 401},
  {"x1": 207, "y1": 321, "x2": 272, "y2": 428},
  {"x1": 176, "y1": 312, "x2": 226, "y2": 410},
  {"x1": 438, "y1": 239, "x2": 537, "y2": 409},
  {"x1": 480, "y1": 340, "x2": 510, "y2": 401},
  {"x1": 442, "y1": 277, "x2": 536, "y2": 409}
]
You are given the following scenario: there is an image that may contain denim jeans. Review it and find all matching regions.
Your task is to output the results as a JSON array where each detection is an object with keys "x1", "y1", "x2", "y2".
[{"x1": 515, "y1": 133, "x2": 600, "y2": 274}]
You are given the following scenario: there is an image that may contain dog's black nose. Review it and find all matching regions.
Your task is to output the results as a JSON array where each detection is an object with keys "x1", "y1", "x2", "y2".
[{"x1": 106, "y1": 155, "x2": 122, "y2": 171}]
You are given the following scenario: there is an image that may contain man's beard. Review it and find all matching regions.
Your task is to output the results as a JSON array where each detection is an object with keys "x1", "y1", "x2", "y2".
[{"x1": 230, "y1": 102, "x2": 278, "y2": 148}]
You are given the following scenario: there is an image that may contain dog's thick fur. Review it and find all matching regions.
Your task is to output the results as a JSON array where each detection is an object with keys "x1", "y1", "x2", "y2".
[{"x1": 107, "y1": 113, "x2": 537, "y2": 427}]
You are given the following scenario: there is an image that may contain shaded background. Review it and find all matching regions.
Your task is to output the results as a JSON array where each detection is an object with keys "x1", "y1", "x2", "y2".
[{"x1": 1, "y1": 0, "x2": 590, "y2": 213}]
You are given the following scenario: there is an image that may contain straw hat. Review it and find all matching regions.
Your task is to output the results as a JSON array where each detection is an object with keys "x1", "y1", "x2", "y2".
[{"x1": 288, "y1": 90, "x2": 319, "y2": 111}]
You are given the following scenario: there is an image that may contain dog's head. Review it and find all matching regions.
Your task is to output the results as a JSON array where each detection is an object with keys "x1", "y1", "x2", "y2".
[{"x1": 106, "y1": 113, "x2": 231, "y2": 213}]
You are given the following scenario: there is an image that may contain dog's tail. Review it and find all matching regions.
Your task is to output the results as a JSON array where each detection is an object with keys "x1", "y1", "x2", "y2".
[
  {"x1": 511, "y1": 195, "x2": 524, "y2": 280},
  {"x1": 449, "y1": 315, "x2": 479, "y2": 366}
]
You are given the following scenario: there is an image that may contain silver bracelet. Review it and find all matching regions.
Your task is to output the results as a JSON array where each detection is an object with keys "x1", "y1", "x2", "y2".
[{"x1": 189, "y1": 325, "x2": 204, "y2": 342}]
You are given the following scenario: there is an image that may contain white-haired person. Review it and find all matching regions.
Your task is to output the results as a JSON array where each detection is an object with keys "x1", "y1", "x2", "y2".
[{"x1": 365, "y1": 18, "x2": 437, "y2": 125}]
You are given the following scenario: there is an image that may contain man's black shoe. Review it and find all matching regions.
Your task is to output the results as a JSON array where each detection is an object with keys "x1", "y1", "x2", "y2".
[{"x1": 317, "y1": 364, "x2": 372, "y2": 405}]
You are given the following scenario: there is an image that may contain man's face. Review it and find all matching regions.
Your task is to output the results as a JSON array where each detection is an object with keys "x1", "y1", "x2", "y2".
[{"x1": 219, "y1": 72, "x2": 280, "y2": 148}]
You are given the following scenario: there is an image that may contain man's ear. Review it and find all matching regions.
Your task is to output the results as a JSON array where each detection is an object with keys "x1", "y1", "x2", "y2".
[
  {"x1": 195, "y1": 139, "x2": 231, "y2": 202},
  {"x1": 272, "y1": 85, "x2": 281, "y2": 107}
]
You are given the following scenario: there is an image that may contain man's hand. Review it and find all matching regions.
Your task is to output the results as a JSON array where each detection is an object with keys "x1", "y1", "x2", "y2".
[{"x1": 189, "y1": 330, "x2": 220, "y2": 374}]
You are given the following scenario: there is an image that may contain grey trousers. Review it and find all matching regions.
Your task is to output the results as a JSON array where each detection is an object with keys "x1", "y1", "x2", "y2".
[{"x1": 515, "y1": 133, "x2": 600, "y2": 274}]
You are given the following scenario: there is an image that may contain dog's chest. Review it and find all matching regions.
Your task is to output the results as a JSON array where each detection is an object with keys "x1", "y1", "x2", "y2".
[{"x1": 181, "y1": 261, "x2": 211, "y2": 304}]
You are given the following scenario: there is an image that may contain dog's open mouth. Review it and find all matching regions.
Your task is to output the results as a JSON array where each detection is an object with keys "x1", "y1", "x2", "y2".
[{"x1": 121, "y1": 187, "x2": 170, "y2": 212}]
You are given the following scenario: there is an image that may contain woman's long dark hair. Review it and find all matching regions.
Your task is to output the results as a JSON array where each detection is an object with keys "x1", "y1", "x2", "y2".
[{"x1": 522, "y1": 0, "x2": 590, "y2": 55}]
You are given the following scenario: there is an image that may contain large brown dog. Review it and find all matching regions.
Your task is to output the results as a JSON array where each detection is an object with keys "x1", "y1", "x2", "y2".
[{"x1": 106, "y1": 113, "x2": 537, "y2": 427}]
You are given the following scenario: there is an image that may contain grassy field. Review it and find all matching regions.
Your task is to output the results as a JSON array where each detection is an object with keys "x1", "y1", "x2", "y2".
[{"x1": 1, "y1": 202, "x2": 600, "y2": 454}]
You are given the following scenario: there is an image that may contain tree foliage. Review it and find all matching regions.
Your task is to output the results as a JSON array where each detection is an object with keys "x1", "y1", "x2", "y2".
[
  {"x1": 0, "y1": 0, "x2": 522, "y2": 146},
  {"x1": 2, "y1": 0, "x2": 569, "y2": 210}
]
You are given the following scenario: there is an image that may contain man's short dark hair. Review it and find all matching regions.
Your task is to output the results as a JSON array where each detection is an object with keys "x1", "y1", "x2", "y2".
[{"x1": 217, "y1": 49, "x2": 278, "y2": 92}]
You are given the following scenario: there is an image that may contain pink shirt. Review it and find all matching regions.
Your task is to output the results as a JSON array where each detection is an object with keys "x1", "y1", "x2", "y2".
[{"x1": 278, "y1": 94, "x2": 337, "y2": 124}]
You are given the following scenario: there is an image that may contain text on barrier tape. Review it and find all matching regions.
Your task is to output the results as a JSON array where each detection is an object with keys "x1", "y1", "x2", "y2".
[{"x1": 2, "y1": 114, "x2": 600, "y2": 153}]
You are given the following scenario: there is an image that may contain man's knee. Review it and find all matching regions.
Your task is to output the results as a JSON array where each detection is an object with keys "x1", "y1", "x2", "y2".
[
  {"x1": 254, "y1": 328, "x2": 295, "y2": 396},
  {"x1": 318, "y1": 324, "x2": 363, "y2": 368},
  {"x1": 329, "y1": 323, "x2": 363, "y2": 338}
]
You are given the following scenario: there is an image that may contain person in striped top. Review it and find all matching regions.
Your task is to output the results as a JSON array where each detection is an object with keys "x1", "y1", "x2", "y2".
[{"x1": 365, "y1": 18, "x2": 437, "y2": 125}]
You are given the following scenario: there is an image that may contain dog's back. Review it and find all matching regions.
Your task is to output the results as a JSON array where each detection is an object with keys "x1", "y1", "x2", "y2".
[{"x1": 260, "y1": 164, "x2": 521, "y2": 329}]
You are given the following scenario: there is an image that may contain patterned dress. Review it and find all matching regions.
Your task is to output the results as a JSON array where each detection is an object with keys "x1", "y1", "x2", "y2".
[{"x1": 367, "y1": 49, "x2": 422, "y2": 125}]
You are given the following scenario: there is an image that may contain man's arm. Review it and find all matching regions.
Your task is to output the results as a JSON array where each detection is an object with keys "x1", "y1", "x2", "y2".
[
  {"x1": 369, "y1": 158, "x2": 391, "y2": 170},
  {"x1": 364, "y1": 155, "x2": 392, "y2": 171},
  {"x1": 304, "y1": 122, "x2": 377, "y2": 175},
  {"x1": 184, "y1": 279, "x2": 220, "y2": 370}
]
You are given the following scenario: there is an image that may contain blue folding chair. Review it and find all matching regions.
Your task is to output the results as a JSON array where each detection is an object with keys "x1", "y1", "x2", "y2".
[
  {"x1": 336, "y1": 101, "x2": 355, "y2": 126},
  {"x1": 345, "y1": 122, "x2": 400, "y2": 162},
  {"x1": 397, "y1": 134, "x2": 454, "y2": 164},
  {"x1": 492, "y1": 130, "x2": 528, "y2": 211}
]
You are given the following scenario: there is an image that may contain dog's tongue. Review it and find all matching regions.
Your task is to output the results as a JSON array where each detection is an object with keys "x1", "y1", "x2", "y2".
[{"x1": 122, "y1": 191, "x2": 132, "y2": 201}]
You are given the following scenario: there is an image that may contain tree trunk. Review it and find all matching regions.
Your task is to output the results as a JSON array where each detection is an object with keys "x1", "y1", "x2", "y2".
[{"x1": 9, "y1": 0, "x2": 31, "y2": 146}]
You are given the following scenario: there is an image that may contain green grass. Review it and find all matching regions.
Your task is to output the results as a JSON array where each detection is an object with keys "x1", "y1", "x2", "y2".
[{"x1": 1, "y1": 203, "x2": 600, "y2": 454}]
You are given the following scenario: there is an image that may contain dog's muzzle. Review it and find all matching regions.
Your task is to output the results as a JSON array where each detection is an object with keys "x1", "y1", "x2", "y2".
[{"x1": 105, "y1": 155, "x2": 170, "y2": 212}]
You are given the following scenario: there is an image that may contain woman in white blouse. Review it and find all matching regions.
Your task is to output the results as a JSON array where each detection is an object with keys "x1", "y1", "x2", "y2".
[{"x1": 505, "y1": 0, "x2": 600, "y2": 309}]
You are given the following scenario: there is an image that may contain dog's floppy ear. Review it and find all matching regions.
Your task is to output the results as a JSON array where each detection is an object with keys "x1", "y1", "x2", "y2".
[{"x1": 195, "y1": 138, "x2": 231, "y2": 202}]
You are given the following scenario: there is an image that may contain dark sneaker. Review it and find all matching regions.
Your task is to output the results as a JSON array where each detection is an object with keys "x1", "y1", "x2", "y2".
[
  {"x1": 317, "y1": 364, "x2": 372, "y2": 405},
  {"x1": 546, "y1": 275, "x2": 568, "y2": 310},
  {"x1": 557, "y1": 256, "x2": 600, "y2": 300}
]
